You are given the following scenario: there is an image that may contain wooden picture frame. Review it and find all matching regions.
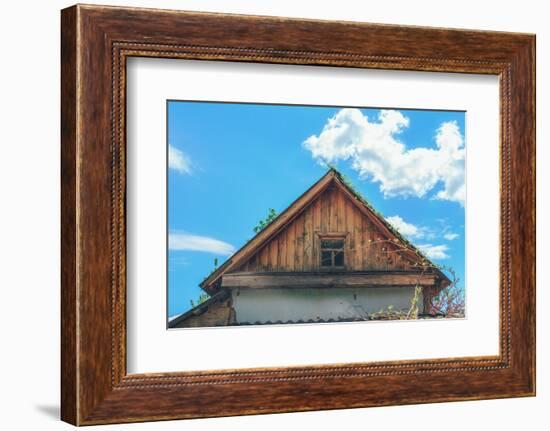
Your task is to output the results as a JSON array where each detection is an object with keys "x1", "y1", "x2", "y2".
[{"x1": 61, "y1": 4, "x2": 535, "y2": 425}]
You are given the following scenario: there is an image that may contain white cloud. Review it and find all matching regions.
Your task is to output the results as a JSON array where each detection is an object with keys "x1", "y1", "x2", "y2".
[
  {"x1": 169, "y1": 232, "x2": 235, "y2": 256},
  {"x1": 386, "y1": 215, "x2": 425, "y2": 239},
  {"x1": 417, "y1": 244, "x2": 450, "y2": 260},
  {"x1": 168, "y1": 145, "x2": 192, "y2": 174},
  {"x1": 303, "y1": 109, "x2": 465, "y2": 205},
  {"x1": 432, "y1": 122, "x2": 465, "y2": 204},
  {"x1": 387, "y1": 215, "x2": 458, "y2": 258}
]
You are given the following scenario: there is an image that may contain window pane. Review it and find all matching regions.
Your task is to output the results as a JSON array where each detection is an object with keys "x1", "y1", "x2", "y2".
[
  {"x1": 321, "y1": 251, "x2": 332, "y2": 266},
  {"x1": 321, "y1": 239, "x2": 344, "y2": 249},
  {"x1": 334, "y1": 251, "x2": 344, "y2": 266}
]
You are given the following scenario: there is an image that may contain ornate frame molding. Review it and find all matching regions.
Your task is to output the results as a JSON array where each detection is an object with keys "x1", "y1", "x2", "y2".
[{"x1": 61, "y1": 5, "x2": 535, "y2": 425}]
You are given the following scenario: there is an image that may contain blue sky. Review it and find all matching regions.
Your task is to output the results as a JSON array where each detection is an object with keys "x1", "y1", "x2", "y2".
[{"x1": 167, "y1": 101, "x2": 466, "y2": 318}]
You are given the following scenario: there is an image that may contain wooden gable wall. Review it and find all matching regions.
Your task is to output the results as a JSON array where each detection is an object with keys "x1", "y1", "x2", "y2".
[{"x1": 237, "y1": 185, "x2": 418, "y2": 273}]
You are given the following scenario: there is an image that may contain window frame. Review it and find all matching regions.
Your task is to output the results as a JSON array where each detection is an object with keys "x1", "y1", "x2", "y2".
[{"x1": 317, "y1": 232, "x2": 348, "y2": 270}]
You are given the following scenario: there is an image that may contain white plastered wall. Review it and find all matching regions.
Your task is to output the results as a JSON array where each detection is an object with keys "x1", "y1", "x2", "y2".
[{"x1": 232, "y1": 286, "x2": 423, "y2": 324}]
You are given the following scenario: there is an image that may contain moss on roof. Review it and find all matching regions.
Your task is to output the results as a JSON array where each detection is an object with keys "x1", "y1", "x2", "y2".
[{"x1": 326, "y1": 166, "x2": 431, "y2": 264}]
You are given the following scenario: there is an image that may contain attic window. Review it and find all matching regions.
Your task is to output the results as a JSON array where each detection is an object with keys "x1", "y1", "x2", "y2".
[{"x1": 320, "y1": 238, "x2": 345, "y2": 268}]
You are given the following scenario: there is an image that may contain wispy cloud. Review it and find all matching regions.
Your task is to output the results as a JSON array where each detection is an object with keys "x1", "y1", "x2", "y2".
[
  {"x1": 303, "y1": 109, "x2": 465, "y2": 205},
  {"x1": 417, "y1": 244, "x2": 450, "y2": 260},
  {"x1": 169, "y1": 232, "x2": 235, "y2": 256},
  {"x1": 386, "y1": 215, "x2": 451, "y2": 260},
  {"x1": 168, "y1": 145, "x2": 192, "y2": 174},
  {"x1": 387, "y1": 215, "x2": 426, "y2": 239},
  {"x1": 443, "y1": 232, "x2": 459, "y2": 241}
]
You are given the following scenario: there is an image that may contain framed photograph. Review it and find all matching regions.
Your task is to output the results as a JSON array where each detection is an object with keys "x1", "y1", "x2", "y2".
[{"x1": 61, "y1": 4, "x2": 535, "y2": 425}]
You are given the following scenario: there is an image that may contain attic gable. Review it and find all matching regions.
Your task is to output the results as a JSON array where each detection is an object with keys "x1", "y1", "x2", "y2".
[
  {"x1": 201, "y1": 169, "x2": 449, "y2": 294},
  {"x1": 237, "y1": 184, "x2": 421, "y2": 273}
]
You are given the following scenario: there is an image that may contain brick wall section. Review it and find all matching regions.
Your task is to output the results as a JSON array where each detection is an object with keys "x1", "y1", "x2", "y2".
[{"x1": 173, "y1": 298, "x2": 235, "y2": 328}]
